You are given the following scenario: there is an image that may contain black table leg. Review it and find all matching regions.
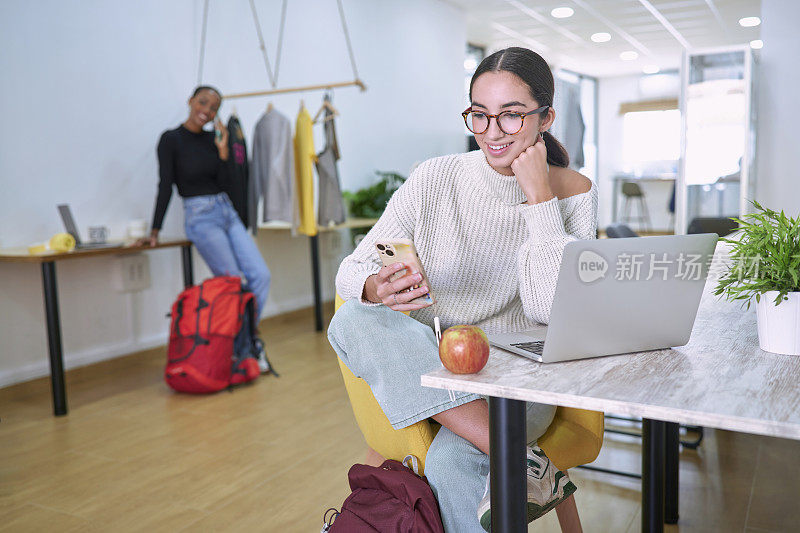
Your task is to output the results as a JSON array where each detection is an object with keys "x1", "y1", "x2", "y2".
[
  {"x1": 642, "y1": 418, "x2": 666, "y2": 533},
  {"x1": 665, "y1": 422, "x2": 680, "y2": 524},
  {"x1": 310, "y1": 235, "x2": 322, "y2": 332},
  {"x1": 181, "y1": 244, "x2": 193, "y2": 288},
  {"x1": 41, "y1": 261, "x2": 67, "y2": 417},
  {"x1": 489, "y1": 396, "x2": 527, "y2": 532}
]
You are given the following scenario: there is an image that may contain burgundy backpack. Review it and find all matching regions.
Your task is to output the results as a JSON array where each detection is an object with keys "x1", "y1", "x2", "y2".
[
  {"x1": 323, "y1": 455, "x2": 444, "y2": 533},
  {"x1": 164, "y1": 276, "x2": 270, "y2": 393}
]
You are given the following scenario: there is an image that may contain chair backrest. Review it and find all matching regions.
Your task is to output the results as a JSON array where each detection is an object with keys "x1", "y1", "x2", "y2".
[
  {"x1": 687, "y1": 217, "x2": 738, "y2": 237},
  {"x1": 621, "y1": 182, "x2": 644, "y2": 197},
  {"x1": 333, "y1": 295, "x2": 438, "y2": 473},
  {"x1": 605, "y1": 223, "x2": 639, "y2": 239}
]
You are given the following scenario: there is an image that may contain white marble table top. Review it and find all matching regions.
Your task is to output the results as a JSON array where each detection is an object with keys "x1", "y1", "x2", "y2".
[{"x1": 422, "y1": 265, "x2": 800, "y2": 440}]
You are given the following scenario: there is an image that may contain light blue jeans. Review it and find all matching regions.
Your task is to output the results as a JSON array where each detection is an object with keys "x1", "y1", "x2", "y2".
[
  {"x1": 328, "y1": 299, "x2": 557, "y2": 532},
  {"x1": 183, "y1": 193, "x2": 270, "y2": 317}
]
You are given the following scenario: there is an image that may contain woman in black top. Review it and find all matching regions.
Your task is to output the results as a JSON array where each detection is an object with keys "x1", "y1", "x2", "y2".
[{"x1": 140, "y1": 86, "x2": 271, "y2": 328}]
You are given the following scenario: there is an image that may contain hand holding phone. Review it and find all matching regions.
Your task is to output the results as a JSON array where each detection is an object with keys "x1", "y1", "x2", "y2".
[
  {"x1": 372, "y1": 239, "x2": 435, "y2": 310},
  {"x1": 213, "y1": 118, "x2": 228, "y2": 147}
]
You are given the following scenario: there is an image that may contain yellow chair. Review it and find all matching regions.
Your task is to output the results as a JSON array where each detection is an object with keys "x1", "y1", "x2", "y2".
[{"x1": 333, "y1": 295, "x2": 604, "y2": 475}]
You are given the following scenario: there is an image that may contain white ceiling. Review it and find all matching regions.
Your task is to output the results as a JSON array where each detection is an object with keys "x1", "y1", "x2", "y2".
[{"x1": 444, "y1": 0, "x2": 762, "y2": 77}]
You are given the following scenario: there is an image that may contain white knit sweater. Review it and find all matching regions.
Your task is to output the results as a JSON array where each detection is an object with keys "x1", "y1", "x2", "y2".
[{"x1": 335, "y1": 149, "x2": 598, "y2": 333}]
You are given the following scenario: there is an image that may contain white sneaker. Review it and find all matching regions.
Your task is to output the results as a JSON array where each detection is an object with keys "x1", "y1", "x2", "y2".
[
  {"x1": 478, "y1": 444, "x2": 577, "y2": 531},
  {"x1": 255, "y1": 339, "x2": 271, "y2": 374},
  {"x1": 525, "y1": 444, "x2": 576, "y2": 520}
]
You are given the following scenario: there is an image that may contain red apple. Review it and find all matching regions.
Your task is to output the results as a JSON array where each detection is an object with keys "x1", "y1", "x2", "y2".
[{"x1": 439, "y1": 325, "x2": 490, "y2": 374}]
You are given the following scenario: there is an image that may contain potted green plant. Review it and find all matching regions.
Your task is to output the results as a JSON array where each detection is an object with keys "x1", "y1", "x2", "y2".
[
  {"x1": 342, "y1": 171, "x2": 406, "y2": 246},
  {"x1": 342, "y1": 171, "x2": 406, "y2": 219},
  {"x1": 714, "y1": 200, "x2": 800, "y2": 355}
]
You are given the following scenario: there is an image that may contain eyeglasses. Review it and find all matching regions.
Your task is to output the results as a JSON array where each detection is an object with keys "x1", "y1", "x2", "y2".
[{"x1": 462, "y1": 105, "x2": 549, "y2": 135}]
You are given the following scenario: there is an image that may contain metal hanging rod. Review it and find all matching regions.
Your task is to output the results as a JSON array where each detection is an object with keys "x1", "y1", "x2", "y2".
[{"x1": 223, "y1": 79, "x2": 366, "y2": 100}]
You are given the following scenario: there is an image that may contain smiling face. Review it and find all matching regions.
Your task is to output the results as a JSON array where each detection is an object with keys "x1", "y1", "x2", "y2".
[
  {"x1": 470, "y1": 70, "x2": 554, "y2": 176},
  {"x1": 186, "y1": 89, "x2": 221, "y2": 130}
]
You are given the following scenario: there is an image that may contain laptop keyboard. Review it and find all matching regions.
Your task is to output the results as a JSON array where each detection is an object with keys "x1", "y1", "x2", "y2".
[{"x1": 510, "y1": 341, "x2": 545, "y2": 355}]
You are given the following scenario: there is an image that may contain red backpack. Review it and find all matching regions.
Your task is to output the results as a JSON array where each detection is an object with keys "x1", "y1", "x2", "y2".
[{"x1": 165, "y1": 276, "x2": 269, "y2": 393}]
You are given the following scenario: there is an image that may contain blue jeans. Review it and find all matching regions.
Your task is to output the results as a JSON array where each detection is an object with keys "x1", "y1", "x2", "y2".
[
  {"x1": 183, "y1": 193, "x2": 270, "y2": 317},
  {"x1": 328, "y1": 300, "x2": 557, "y2": 532}
]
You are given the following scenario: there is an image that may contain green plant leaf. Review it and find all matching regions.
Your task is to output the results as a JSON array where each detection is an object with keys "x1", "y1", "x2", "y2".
[{"x1": 342, "y1": 170, "x2": 407, "y2": 219}]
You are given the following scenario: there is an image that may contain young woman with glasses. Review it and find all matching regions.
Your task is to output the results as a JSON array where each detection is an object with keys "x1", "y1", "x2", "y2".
[
  {"x1": 139, "y1": 86, "x2": 271, "y2": 339},
  {"x1": 329, "y1": 47, "x2": 597, "y2": 532}
]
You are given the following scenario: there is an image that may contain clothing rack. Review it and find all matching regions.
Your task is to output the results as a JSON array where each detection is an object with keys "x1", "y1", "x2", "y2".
[
  {"x1": 224, "y1": 79, "x2": 366, "y2": 100},
  {"x1": 203, "y1": 0, "x2": 365, "y2": 101}
]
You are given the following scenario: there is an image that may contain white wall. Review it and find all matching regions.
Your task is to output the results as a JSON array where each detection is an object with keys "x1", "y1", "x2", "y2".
[
  {"x1": 754, "y1": 0, "x2": 800, "y2": 215},
  {"x1": 0, "y1": 0, "x2": 466, "y2": 386}
]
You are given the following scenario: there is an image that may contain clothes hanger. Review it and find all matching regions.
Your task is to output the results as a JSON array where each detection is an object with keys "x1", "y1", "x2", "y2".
[
  {"x1": 312, "y1": 96, "x2": 340, "y2": 123},
  {"x1": 266, "y1": 101, "x2": 274, "y2": 112}
]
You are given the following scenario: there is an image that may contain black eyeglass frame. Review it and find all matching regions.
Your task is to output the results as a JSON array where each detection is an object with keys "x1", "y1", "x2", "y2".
[{"x1": 461, "y1": 105, "x2": 550, "y2": 135}]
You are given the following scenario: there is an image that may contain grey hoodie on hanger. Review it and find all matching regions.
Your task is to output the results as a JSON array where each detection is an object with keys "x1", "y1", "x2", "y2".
[{"x1": 251, "y1": 108, "x2": 297, "y2": 231}]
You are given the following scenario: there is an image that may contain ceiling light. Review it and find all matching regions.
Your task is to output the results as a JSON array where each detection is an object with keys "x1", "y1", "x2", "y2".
[
  {"x1": 620, "y1": 51, "x2": 639, "y2": 61},
  {"x1": 551, "y1": 7, "x2": 574, "y2": 18},
  {"x1": 739, "y1": 16, "x2": 761, "y2": 27},
  {"x1": 750, "y1": 39, "x2": 763, "y2": 49},
  {"x1": 591, "y1": 32, "x2": 611, "y2": 43},
  {"x1": 643, "y1": 64, "x2": 660, "y2": 74}
]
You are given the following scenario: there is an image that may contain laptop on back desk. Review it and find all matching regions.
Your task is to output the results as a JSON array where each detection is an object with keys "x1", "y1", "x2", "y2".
[{"x1": 57, "y1": 204, "x2": 122, "y2": 250}]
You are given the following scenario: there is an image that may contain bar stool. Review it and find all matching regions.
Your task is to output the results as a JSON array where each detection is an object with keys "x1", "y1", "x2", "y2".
[{"x1": 620, "y1": 182, "x2": 652, "y2": 232}]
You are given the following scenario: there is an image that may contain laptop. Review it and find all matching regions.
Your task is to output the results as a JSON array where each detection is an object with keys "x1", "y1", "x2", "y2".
[
  {"x1": 57, "y1": 205, "x2": 123, "y2": 250},
  {"x1": 488, "y1": 234, "x2": 719, "y2": 363}
]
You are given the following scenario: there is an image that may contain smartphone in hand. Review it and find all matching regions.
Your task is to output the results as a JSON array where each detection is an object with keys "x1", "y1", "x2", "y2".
[{"x1": 375, "y1": 239, "x2": 435, "y2": 305}]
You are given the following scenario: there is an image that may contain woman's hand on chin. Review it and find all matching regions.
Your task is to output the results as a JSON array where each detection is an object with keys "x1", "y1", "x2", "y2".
[{"x1": 510, "y1": 137, "x2": 554, "y2": 205}]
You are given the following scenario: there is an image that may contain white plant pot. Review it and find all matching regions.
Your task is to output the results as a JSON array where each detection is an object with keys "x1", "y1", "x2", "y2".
[{"x1": 756, "y1": 291, "x2": 800, "y2": 355}]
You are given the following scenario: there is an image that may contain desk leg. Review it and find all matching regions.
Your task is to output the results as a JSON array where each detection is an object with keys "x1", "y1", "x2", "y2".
[
  {"x1": 489, "y1": 396, "x2": 527, "y2": 532},
  {"x1": 41, "y1": 261, "x2": 67, "y2": 417},
  {"x1": 310, "y1": 235, "x2": 323, "y2": 332},
  {"x1": 181, "y1": 244, "x2": 193, "y2": 288},
  {"x1": 665, "y1": 422, "x2": 680, "y2": 524},
  {"x1": 642, "y1": 418, "x2": 665, "y2": 533}
]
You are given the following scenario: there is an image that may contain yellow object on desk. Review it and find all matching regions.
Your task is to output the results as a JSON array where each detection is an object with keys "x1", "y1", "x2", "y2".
[
  {"x1": 27, "y1": 233, "x2": 76, "y2": 255},
  {"x1": 294, "y1": 105, "x2": 317, "y2": 237}
]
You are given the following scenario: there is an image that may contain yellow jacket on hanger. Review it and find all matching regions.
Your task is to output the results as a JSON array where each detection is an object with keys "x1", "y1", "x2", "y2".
[{"x1": 294, "y1": 106, "x2": 317, "y2": 236}]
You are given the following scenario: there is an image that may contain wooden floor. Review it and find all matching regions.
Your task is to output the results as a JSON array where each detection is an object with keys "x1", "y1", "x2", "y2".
[{"x1": 1, "y1": 304, "x2": 799, "y2": 532}]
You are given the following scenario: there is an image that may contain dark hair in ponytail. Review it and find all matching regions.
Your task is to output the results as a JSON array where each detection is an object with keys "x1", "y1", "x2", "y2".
[
  {"x1": 192, "y1": 85, "x2": 223, "y2": 101},
  {"x1": 469, "y1": 47, "x2": 569, "y2": 168}
]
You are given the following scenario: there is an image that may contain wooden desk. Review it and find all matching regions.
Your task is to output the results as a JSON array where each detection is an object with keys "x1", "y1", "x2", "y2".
[
  {"x1": 258, "y1": 218, "x2": 378, "y2": 331},
  {"x1": 0, "y1": 239, "x2": 193, "y2": 416},
  {"x1": 422, "y1": 257, "x2": 800, "y2": 532}
]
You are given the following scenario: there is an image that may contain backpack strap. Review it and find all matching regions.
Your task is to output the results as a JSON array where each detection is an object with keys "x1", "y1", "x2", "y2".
[
  {"x1": 321, "y1": 507, "x2": 340, "y2": 531},
  {"x1": 402, "y1": 454, "x2": 421, "y2": 476}
]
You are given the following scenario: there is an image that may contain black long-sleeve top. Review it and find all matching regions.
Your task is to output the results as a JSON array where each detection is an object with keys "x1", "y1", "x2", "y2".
[{"x1": 151, "y1": 125, "x2": 228, "y2": 230}]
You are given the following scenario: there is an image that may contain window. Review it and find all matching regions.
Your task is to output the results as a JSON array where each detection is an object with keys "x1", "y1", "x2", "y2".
[
  {"x1": 622, "y1": 109, "x2": 681, "y2": 176},
  {"x1": 464, "y1": 44, "x2": 485, "y2": 138}
]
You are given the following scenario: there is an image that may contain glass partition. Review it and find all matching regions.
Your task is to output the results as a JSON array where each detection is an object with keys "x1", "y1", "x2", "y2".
[{"x1": 677, "y1": 46, "x2": 757, "y2": 234}]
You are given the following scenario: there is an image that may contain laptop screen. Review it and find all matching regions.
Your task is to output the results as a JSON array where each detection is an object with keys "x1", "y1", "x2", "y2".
[{"x1": 57, "y1": 204, "x2": 83, "y2": 245}]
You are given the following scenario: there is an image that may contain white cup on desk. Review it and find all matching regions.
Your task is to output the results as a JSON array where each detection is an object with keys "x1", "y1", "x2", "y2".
[{"x1": 127, "y1": 219, "x2": 147, "y2": 240}]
